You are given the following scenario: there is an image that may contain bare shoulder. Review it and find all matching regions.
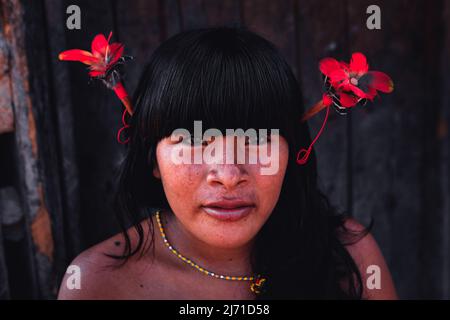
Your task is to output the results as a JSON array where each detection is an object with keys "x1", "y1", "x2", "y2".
[
  {"x1": 58, "y1": 220, "x2": 152, "y2": 300},
  {"x1": 340, "y1": 217, "x2": 398, "y2": 300}
]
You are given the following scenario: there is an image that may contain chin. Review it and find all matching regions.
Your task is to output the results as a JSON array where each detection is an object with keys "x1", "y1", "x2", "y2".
[{"x1": 197, "y1": 219, "x2": 260, "y2": 249}]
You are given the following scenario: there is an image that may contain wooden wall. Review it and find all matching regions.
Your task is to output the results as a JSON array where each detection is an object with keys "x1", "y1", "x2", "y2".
[{"x1": 0, "y1": 0, "x2": 448, "y2": 299}]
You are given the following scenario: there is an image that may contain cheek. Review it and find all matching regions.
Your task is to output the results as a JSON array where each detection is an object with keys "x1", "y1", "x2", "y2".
[
  {"x1": 156, "y1": 145, "x2": 204, "y2": 208},
  {"x1": 254, "y1": 141, "x2": 289, "y2": 213},
  {"x1": 256, "y1": 163, "x2": 287, "y2": 213}
]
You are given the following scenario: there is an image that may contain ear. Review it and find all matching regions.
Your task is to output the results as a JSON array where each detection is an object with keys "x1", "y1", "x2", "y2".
[{"x1": 152, "y1": 163, "x2": 161, "y2": 179}]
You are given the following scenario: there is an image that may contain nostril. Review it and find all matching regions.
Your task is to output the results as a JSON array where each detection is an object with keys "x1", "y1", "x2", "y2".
[{"x1": 206, "y1": 165, "x2": 248, "y2": 188}]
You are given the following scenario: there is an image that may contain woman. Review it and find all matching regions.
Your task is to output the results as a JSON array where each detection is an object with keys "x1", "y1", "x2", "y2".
[{"x1": 58, "y1": 27, "x2": 397, "y2": 300}]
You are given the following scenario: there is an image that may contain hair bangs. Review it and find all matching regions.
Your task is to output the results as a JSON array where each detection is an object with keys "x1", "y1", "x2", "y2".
[{"x1": 133, "y1": 27, "x2": 302, "y2": 146}]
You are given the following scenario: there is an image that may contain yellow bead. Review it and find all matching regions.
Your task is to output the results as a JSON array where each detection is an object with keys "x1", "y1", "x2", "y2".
[{"x1": 157, "y1": 210, "x2": 261, "y2": 286}]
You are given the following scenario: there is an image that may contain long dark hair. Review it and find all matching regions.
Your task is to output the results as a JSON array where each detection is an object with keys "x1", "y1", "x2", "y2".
[{"x1": 113, "y1": 26, "x2": 370, "y2": 299}]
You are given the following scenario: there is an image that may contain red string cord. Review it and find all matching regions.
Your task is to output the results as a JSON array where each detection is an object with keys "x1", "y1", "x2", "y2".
[
  {"x1": 296, "y1": 104, "x2": 330, "y2": 165},
  {"x1": 116, "y1": 108, "x2": 130, "y2": 144}
]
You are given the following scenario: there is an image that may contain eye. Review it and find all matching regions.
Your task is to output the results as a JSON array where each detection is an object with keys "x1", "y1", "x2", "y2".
[
  {"x1": 245, "y1": 134, "x2": 271, "y2": 146},
  {"x1": 181, "y1": 135, "x2": 215, "y2": 146},
  {"x1": 203, "y1": 135, "x2": 216, "y2": 146},
  {"x1": 173, "y1": 134, "x2": 193, "y2": 145}
]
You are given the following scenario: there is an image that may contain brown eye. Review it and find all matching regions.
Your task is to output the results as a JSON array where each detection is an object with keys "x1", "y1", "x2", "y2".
[
  {"x1": 172, "y1": 134, "x2": 186, "y2": 144},
  {"x1": 199, "y1": 137, "x2": 213, "y2": 146},
  {"x1": 203, "y1": 135, "x2": 215, "y2": 146},
  {"x1": 177, "y1": 135, "x2": 194, "y2": 145},
  {"x1": 245, "y1": 134, "x2": 271, "y2": 146}
]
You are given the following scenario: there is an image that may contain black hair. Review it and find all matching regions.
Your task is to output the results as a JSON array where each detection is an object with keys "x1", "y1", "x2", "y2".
[{"x1": 113, "y1": 26, "x2": 371, "y2": 299}]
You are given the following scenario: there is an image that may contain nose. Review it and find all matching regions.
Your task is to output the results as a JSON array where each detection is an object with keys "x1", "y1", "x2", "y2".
[
  {"x1": 205, "y1": 135, "x2": 249, "y2": 189},
  {"x1": 206, "y1": 164, "x2": 248, "y2": 190}
]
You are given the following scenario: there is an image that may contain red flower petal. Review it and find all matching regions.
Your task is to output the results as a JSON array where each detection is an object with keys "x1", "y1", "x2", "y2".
[
  {"x1": 107, "y1": 43, "x2": 124, "y2": 65},
  {"x1": 339, "y1": 61, "x2": 350, "y2": 71},
  {"x1": 365, "y1": 71, "x2": 394, "y2": 93},
  {"x1": 350, "y1": 52, "x2": 369, "y2": 75},
  {"x1": 364, "y1": 87, "x2": 378, "y2": 100},
  {"x1": 339, "y1": 92, "x2": 359, "y2": 107},
  {"x1": 58, "y1": 49, "x2": 97, "y2": 65},
  {"x1": 88, "y1": 69, "x2": 106, "y2": 77},
  {"x1": 113, "y1": 82, "x2": 128, "y2": 99},
  {"x1": 329, "y1": 69, "x2": 348, "y2": 88},
  {"x1": 322, "y1": 94, "x2": 333, "y2": 106},
  {"x1": 347, "y1": 84, "x2": 367, "y2": 99},
  {"x1": 319, "y1": 58, "x2": 341, "y2": 77},
  {"x1": 91, "y1": 33, "x2": 109, "y2": 57}
]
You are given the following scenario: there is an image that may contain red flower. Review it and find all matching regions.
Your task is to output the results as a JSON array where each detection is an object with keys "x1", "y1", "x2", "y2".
[
  {"x1": 319, "y1": 52, "x2": 394, "y2": 107},
  {"x1": 297, "y1": 52, "x2": 394, "y2": 165},
  {"x1": 58, "y1": 32, "x2": 133, "y2": 117},
  {"x1": 59, "y1": 32, "x2": 124, "y2": 78}
]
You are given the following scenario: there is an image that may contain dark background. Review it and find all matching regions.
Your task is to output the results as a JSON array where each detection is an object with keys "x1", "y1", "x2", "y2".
[{"x1": 0, "y1": 0, "x2": 449, "y2": 299}]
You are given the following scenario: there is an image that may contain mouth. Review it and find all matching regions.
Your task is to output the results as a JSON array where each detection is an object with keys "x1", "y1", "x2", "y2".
[{"x1": 201, "y1": 200, "x2": 255, "y2": 222}]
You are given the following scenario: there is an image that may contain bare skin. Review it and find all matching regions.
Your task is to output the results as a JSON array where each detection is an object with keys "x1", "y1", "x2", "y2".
[
  {"x1": 58, "y1": 134, "x2": 397, "y2": 299},
  {"x1": 57, "y1": 214, "x2": 397, "y2": 299},
  {"x1": 58, "y1": 212, "x2": 256, "y2": 300}
]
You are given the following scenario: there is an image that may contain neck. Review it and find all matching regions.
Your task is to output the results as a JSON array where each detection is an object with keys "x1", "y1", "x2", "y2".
[{"x1": 159, "y1": 210, "x2": 255, "y2": 276}]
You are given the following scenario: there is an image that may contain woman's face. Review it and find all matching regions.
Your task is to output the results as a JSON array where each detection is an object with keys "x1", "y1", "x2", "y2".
[{"x1": 153, "y1": 132, "x2": 289, "y2": 249}]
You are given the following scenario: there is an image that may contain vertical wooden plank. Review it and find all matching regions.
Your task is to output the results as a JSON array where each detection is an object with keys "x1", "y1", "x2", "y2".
[
  {"x1": 296, "y1": 0, "x2": 350, "y2": 214},
  {"x1": 0, "y1": 20, "x2": 14, "y2": 135},
  {"x1": 44, "y1": 0, "x2": 82, "y2": 264},
  {"x1": 242, "y1": 0, "x2": 297, "y2": 76},
  {"x1": 442, "y1": 0, "x2": 450, "y2": 300},
  {"x1": 1, "y1": 0, "x2": 40, "y2": 299},
  {"x1": 0, "y1": 131, "x2": 35, "y2": 299},
  {"x1": 0, "y1": 226, "x2": 10, "y2": 299},
  {"x1": 0, "y1": 194, "x2": 10, "y2": 298},
  {"x1": 0, "y1": 6, "x2": 14, "y2": 298},
  {"x1": 114, "y1": 0, "x2": 161, "y2": 94},
  {"x1": 202, "y1": 0, "x2": 240, "y2": 27},
  {"x1": 0, "y1": 185, "x2": 25, "y2": 299},
  {"x1": 0, "y1": 135, "x2": 12, "y2": 299},
  {"x1": 177, "y1": 0, "x2": 207, "y2": 30},
  {"x1": 347, "y1": 0, "x2": 446, "y2": 298},
  {"x1": 1, "y1": 0, "x2": 53, "y2": 298},
  {"x1": 177, "y1": 0, "x2": 240, "y2": 31},
  {"x1": 22, "y1": 0, "x2": 72, "y2": 298},
  {"x1": 417, "y1": 0, "x2": 446, "y2": 300},
  {"x1": 159, "y1": 0, "x2": 182, "y2": 40}
]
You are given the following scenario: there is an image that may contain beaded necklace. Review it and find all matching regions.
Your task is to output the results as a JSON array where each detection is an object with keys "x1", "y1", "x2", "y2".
[{"x1": 155, "y1": 210, "x2": 266, "y2": 295}]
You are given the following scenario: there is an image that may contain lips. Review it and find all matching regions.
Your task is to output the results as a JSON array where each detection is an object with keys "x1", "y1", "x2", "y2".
[{"x1": 201, "y1": 200, "x2": 255, "y2": 222}]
